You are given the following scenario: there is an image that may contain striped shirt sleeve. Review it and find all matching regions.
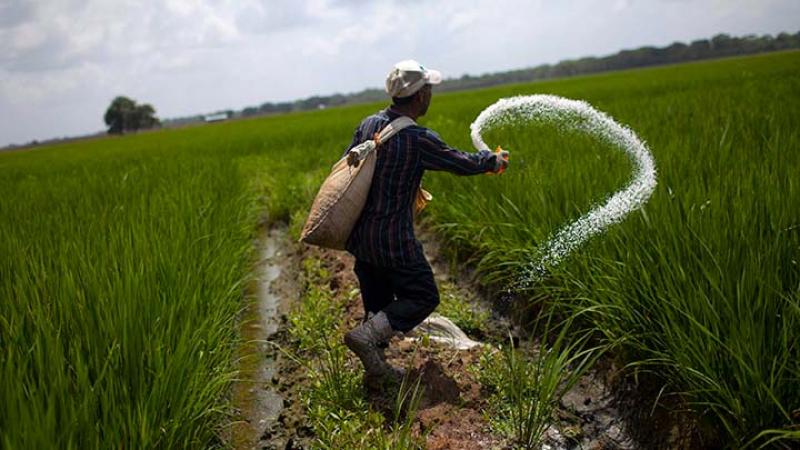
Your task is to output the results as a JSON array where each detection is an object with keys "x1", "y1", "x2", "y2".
[{"x1": 419, "y1": 129, "x2": 495, "y2": 175}]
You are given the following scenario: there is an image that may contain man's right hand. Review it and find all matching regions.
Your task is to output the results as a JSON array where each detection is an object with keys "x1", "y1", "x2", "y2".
[{"x1": 491, "y1": 148, "x2": 509, "y2": 174}]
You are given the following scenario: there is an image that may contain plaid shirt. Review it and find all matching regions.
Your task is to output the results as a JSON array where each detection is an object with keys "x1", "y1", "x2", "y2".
[{"x1": 343, "y1": 108, "x2": 496, "y2": 267}]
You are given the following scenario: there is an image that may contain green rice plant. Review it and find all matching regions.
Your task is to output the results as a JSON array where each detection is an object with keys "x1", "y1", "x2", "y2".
[
  {"x1": 425, "y1": 52, "x2": 800, "y2": 446},
  {"x1": 478, "y1": 313, "x2": 601, "y2": 449},
  {"x1": 0, "y1": 136, "x2": 260, "y2": 448},
  {"x1": 305, "y1": 352, "x2": 425, "y2": 450},
  {"x1": 2, "y1": 51, "x2": 799, "y2": 447},
  {"x1": 288, "y1": 258, "x2": 341, "y2": 354},
  {"x1": 0, "y1": 96, "x2": 376, "y2": 447},
  {"x1": 746, "y1": 429, "x2": 800, "y2": 450},
  {"x1": 378, "y1": 375, "x2": 426, "y2": 450},
  {"x1": 305, "y1": 342, "x2": 374, "y2": 446}
]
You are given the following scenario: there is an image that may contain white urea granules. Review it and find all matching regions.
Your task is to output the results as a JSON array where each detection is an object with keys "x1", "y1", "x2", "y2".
[{"x1": 470, "y1": 95, "x2": 658, "y2": 287}]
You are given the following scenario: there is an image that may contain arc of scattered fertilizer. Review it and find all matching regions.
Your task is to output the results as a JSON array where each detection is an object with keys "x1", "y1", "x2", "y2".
[{"x1": 469, "y1": 95, "x2": 658, "y2": 287}]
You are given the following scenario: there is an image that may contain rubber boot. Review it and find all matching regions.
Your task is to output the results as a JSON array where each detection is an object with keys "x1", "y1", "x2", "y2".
[
  {"x1": 345, "y1": 311, "x2": 404, "y2": 382},
  {"x1": 365, "y1": 312, "x2": 407, "y2": 380},
  {"x1": 377, "y1": 344, "x2": 407, "y2": 380}
]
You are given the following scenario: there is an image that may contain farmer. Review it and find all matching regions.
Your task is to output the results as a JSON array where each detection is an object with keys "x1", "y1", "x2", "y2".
[{"x1": 343, "y1": 60, "x2": 509, "y2": 382}]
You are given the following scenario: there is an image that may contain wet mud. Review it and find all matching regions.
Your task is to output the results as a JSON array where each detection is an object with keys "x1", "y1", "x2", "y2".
[{"x1": 228, "y1": 227, "x2": 297, "y2": 449}]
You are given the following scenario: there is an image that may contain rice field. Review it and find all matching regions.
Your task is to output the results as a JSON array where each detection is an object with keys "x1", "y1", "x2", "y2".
[{"x1": 1, "y1": 50, "x2": 798, "y2": 448}]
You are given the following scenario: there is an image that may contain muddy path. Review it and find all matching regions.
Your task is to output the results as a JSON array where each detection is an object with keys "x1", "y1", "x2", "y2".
[
  {"x1": 227, "y1": 227, "x2": 298, "y2": 449},
  {"x1": 227, "y1": 226, "x2": 697, "y2": 449}
]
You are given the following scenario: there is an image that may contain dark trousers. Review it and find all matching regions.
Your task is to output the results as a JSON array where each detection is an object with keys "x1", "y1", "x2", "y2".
[{"x1": 353, "y1": 258, "x2": 440, "y2": 333}]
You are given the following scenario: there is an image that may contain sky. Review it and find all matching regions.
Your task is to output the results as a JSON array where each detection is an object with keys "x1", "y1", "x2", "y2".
[{"x1": 1, "y1": 0, "x2": 798, "y2": 147}]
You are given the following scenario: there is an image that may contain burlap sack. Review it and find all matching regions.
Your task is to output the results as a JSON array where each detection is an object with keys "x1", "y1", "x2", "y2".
[{"x1": 300, "y1": 116, "x2": 415, "y2": 249}]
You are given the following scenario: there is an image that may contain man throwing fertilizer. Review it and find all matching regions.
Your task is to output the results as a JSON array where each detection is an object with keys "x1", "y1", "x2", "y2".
[{"x1": 343, "y1": 60, "x2": 509, "y2": 383}]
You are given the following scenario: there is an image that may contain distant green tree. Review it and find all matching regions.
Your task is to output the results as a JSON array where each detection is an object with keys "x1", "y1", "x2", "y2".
[
  {"x1": 104, "y1": 96, "x2": 135, "y2": 134},
  {"x1": 104, "y1": 96, "x2": 160, "y2": 134},
  {"x1": 132, "y1": 103, "x2": 159, "y2": 129}
]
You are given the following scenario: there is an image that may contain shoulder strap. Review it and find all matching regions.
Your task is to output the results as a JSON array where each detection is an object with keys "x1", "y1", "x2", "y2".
[
  {"x1": 376, "y1": 116, "x2": 415, "y2": 145},
  {"x1": 344, "y1": 116, "x2": 416, "y2": 167}
]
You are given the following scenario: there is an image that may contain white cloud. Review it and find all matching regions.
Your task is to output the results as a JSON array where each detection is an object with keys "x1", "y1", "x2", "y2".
[{"x1": 1, "y1": 0, "x2": 798, "y2": 146}]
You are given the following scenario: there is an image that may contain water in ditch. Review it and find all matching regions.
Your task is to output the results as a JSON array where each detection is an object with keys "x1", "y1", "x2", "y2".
[{"x1": 229, "y1": 227, "x2": 289, "y2": 449}]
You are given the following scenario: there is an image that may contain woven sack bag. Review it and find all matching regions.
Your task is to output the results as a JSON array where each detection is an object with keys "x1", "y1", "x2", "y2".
[{"x1": 300, "y1": 116, "x2": 415, "y2": 249}]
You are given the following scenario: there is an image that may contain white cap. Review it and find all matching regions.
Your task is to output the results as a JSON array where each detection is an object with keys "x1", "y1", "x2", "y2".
[{"x1": 385, "y1": 60, "x2": 442, "y2": 98}]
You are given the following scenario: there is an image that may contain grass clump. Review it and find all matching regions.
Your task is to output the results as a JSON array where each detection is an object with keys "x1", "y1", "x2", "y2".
[
  {"x1": 286, "y1": 255, "x2": 425, "y2": 449},
  {"x1": 288, "y1": 258, "x2": 340, "y2": 354},
  {"x1": 477, "y1": 314, "x2": 601, "y2": 449}
]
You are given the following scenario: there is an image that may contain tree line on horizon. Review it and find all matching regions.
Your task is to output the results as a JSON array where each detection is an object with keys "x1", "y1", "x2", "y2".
[
  {"x1": 436, "y1": 31, "x2": 800, "y2": 93},
  {"x1": 163, "y1": 30, "x2": 800, "y2": 127}
]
